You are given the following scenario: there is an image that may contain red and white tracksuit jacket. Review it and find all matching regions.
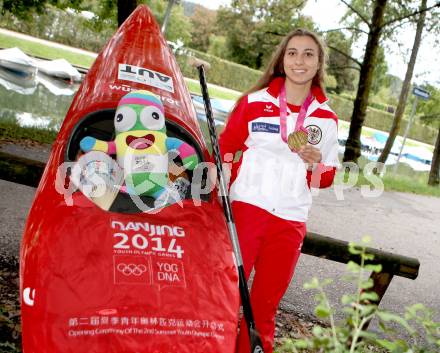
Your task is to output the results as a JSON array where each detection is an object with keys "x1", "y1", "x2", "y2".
[
  {"x1": 220, "y1": 76, "x2": 339, "y2": 222},
  {"x1": 219, "y1": 77, "x2": 339, "y2": 353}
]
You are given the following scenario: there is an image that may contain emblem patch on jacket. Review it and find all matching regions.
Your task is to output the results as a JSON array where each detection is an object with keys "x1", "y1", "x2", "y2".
[
  {"x1": 251, "y1": 122, "x2": 280, "y2": 133},
  {"x1": 306, "y1": 125, "x2": 322, "y2": 145}
]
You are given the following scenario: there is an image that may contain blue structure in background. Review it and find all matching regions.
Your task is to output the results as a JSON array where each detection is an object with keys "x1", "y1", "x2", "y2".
[{"x1": 373, "y1": 132, "x2": 388, "y2": 144}]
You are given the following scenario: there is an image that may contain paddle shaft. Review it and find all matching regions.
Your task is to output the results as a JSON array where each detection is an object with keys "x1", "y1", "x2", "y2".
[{"x1": 195, "y1": 64, "x2": 264, "y2": 353}]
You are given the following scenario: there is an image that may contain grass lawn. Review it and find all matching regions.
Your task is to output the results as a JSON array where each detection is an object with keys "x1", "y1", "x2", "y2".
[
  {"x1": 334, "y1": 155, "x2": 440, "y2": 197},
  {"x1": 355, "y1": 171, "x2": 440, "y2": 196},
  {"x1": 185, "y1": 79, "x2": 240, "y2": 101},
  {"x1": 381, "y1": 173, "x2": 440, "y2": 196},
  {"x1": 0, "y1": 119, "x2": 57, "y2": 145}
]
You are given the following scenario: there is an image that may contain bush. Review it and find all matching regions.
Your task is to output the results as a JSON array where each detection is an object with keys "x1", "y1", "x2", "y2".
[
  {"x1": 325, "y1": 75, "x2": 337, "y2": 92},
  {"x1": 329, "y1": 95, "x2": 437, "y2": 145},
  {"x1": 369, "y1": 101, "x2": 389, "y2": 112},
  {"x1": 207, "y1": 34, "x2": 229, "y2": 60},
  {"x1": 176, "y1": 49, "x2": 262, "y2": 93}
]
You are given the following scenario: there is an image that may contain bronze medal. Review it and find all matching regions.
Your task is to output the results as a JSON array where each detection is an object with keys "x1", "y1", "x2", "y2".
[{"x1": 288, "y1": 130, "x2": 308, "y2": 152}]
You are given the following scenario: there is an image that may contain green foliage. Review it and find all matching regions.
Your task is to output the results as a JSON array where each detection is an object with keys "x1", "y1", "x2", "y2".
[
  {"x1": 337, "y1": 0, "x2": 437, "y2": 163},
  {"x1": 207, "y1": 34, "x2": 230, "y2": 60},
  {"x1": 215, "y1": 0, "x2": 314, "y2": 70},
  {"x1": 325, "y1": 75, "x2": 337, "y2": 92},
  {"x1": 339, "y1": 0, "x2": 392, "y2": 84},
  {"x1": 371, "y1": 85, "x2": 399, "y2": 109},
  {"x1": 278, "y1": 237, "x2": 440, "y2": 353},
  {"x1": 0, "y1": 0, "x2": 84, "y2": 19},
  {"x1": 144, "y1": 0, "x2": 193, "y2": 44},
  {"x1": 0, "y1": 5, "x2": 115, "y2": 53},
  {"x1": 383, "y1": 74, "x2": 403, "y2": 100},
  {"x1": 188, "y1": 4, "x2": 217, "y2": 52},
  {"x1": 368, "y1": 99, "x2": 395, "y2": 113},
  {"x1": 215, "y1": 5, "x2": 264, "y2": 69},
  {"x1": 341, "y1": 0, "x2": 418, "y2": 42},
  {"x1": 418, "y1": 84, "x2": 440, "y2": 128},
  {"x1": 370, "y1": 46, "x2": 388, "y2": 95},
  {"x1": 325, "y1": 30, "x2": 357, "y2": 94},
  {"x1": 176, "y1": 49, "x2": 263, "y2": 93},
  {"x1": 0, "y1": 0, "x2": 190, "y2": 53}
]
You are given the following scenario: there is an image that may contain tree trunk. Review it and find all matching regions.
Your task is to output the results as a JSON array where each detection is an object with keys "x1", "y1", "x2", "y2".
[
  {"x1": 428, "y1": 126, "x2": 440, "y2": 186},
  {"x1": 117, "y1": 0, "x2": 138, "y2": 27},
  {"x1": 343, "y1": 0, "x2": 388, "y2": 163},
  {"x1": 161, "y1": 0, "x2": 176, "y2": 34},
  {"x1": 378, "y1": 0, "x2": 427, "y2": 166}
]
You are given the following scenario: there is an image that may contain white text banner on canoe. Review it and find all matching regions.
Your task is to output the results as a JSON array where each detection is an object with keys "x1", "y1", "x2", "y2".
[{"x1": 118, "y1": 64, "x2": 174, "y2": 93}]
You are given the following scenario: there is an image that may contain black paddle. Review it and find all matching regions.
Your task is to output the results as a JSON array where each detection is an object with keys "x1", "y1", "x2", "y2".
[{"x1": 191, "y1": 58, "x2": 264, "y2": 353}]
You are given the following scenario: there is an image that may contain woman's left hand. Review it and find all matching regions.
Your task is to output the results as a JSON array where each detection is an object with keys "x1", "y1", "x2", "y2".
[{"x1": 298, "y1": 145, "x2": 321, "y2": 167}]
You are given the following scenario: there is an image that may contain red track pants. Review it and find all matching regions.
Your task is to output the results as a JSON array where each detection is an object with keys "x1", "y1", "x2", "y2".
[{"x1": 232, "y1": 201, "x2": 306, "y2": 353}]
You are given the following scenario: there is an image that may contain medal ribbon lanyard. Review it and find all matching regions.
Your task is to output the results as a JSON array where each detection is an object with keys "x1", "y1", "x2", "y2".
[{"x1": 279, "y1": 83, "x2": 313, "y2": 143}]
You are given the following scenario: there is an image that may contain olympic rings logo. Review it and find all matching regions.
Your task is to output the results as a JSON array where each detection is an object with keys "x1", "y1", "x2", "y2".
[{"x1": 117, "y1": 263, "x2": 147, "y2": 276}]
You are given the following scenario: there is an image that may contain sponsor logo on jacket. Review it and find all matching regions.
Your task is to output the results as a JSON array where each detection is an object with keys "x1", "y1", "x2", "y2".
[
  {"x1": 263, "y1": 104, "x2": 274, "y2": 113},
  {"x1": 251, "y1": 122, "x2": 280, "y2": 133}
]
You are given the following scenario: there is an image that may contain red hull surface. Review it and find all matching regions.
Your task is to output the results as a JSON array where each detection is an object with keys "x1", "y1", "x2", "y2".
[{"x1": 20, "y1": 6, "x2": 239, "y2": 353}]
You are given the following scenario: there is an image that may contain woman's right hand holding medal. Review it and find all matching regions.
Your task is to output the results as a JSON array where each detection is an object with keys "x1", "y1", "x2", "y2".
[{"x1": 297, "y1": 145, "x2": 321, "y2": 170}]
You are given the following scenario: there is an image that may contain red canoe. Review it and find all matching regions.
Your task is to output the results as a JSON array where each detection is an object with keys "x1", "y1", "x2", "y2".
[{"x1": 20, "y1": 5, "x2": 239, "y2": 353}]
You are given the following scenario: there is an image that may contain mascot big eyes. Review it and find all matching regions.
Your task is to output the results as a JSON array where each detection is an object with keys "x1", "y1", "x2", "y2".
[{"x1": 79, "y1": 90, "x2": 198, "y2": 199}]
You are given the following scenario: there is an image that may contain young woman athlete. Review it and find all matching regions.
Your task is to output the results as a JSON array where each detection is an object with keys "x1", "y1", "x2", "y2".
[{"x1": 219, "y1": 29, "x2": 340, "y2": 353}]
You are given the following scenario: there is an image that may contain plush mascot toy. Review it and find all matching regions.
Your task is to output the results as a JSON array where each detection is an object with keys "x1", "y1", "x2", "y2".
[{"x1": 79, "y1": 90, "x2": 198, "y2": 199}]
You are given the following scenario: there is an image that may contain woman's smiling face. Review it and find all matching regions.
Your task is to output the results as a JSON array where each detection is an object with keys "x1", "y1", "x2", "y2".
[{"x1": 283, "y1": 35, "x2": 320, "y2": 87}]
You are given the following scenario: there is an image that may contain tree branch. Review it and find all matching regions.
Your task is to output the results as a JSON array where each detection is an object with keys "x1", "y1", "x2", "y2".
[
  {"x1": 297, "y1": 0, "x2": 307, "y2": 10},
  {"x1": 339, "y1": 0, "x2": 371, "y2": 27},
  {"x1": 327, "y1": 44, "x2": 362, "y2": 67},
  {"x1": 385, "y1": 18, "x2": 413, "y2": 34},
  {"x1": 319, "y1": 27, "x2": 368, "y2": 35},
  {"x1": 383, "y1": 2, "x2": 440, "y2": 27}
]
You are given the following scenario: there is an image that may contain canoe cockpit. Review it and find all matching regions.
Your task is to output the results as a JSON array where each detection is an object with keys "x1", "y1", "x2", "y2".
[{"x1": 65, "y1": 109, "x2": 210, "y2": 213}]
